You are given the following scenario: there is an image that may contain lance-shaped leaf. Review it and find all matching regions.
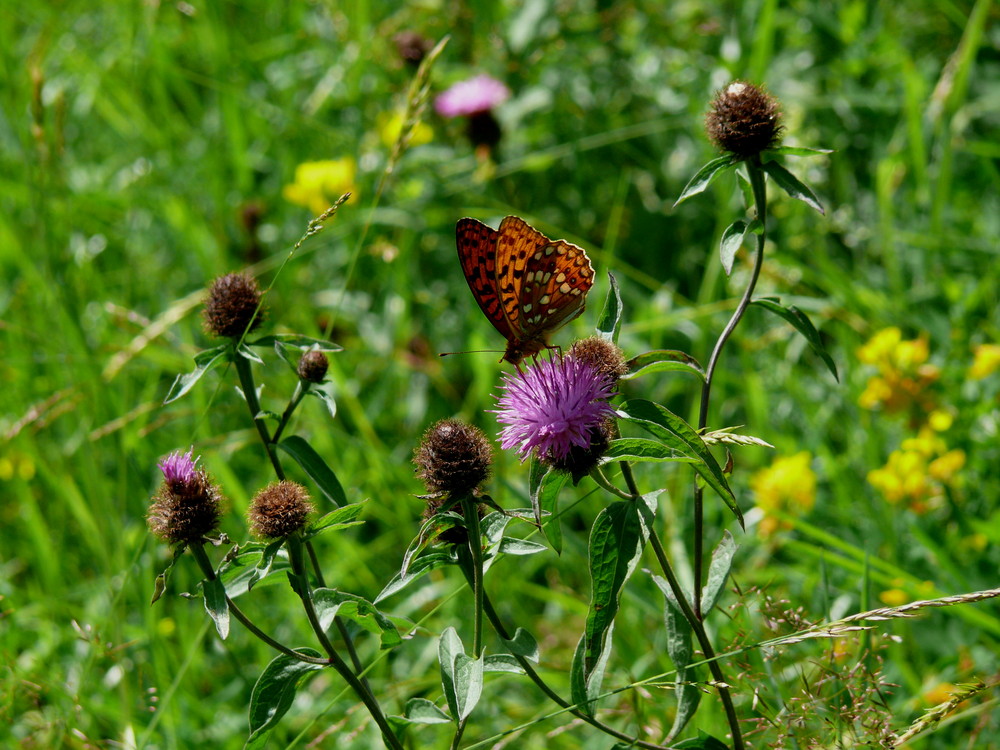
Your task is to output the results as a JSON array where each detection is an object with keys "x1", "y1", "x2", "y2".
[
  {"x1": 375, "y1": 550, "x2": 457, "y2": 603},
  {"x1": 702, "y1": 531, "x2": 738, "y2": 614},
  {"x1": 623, "y1": 349, "x2": 704, "y2": 381},
  {"x1": 751, "y1": 297, "x2": 838, "y2": 381},
  {"x1": 652, "y1": 574, "x2": 700, "y2": 740},
  {"x1": 719, "y1": 219, "x2": 762, "y2": 276},
  {"x1": 767, "y1": 145, "x2": 833, "y2": 157},
  {"x1": 600, "y1": 437, "x2": 697, "y2": 463},
  {"x1": 618, "y1": 399, "x2": 742, "y2": 527},
  {"x1": 306, "y1": 381, "x2": 338, "y2": 419},
  {"x1": 502, "y1": 628, "x2": 540, "y2": 663},
  {"x1": 674, "y1": 155, "x2": 735, "y2": 206},
  {"x1": 761, "y1": 159, "x2": 825, "y2": 214},
  {"x1": 394, "y1": 698, "x2": 452, "y2": 726},
  {"x1": 277, "y1": 435, "x2": 347, "y2": 506},
  {"x1": 150, "y1": 546, "x2": 185, "y2": 604},
  {"x1": 673, "y1": 732, "x2": 731, "y2": 749},
  {"x1": 570, "y1": 492, "x2": 658, "y2": 715},
  {"x1": 530, "y1": 462, "x2": 567, "y2": 554},
  {"x1": 438, "y1": 627, "x2": 484, "y2": 722},
  {"x1": 303, "y1": 501, "x2": 366, "y2": 540},
  {"x1": 163, "y1": 344, "x2": 229, "y2": 404},
  {"x1": 202, "y1": 577, "x2": 230, "y2": 640},
  {"x1": 596, "y1": 272, "x2": 622, "y2": 343},
  {"x1": 245, "y1": 648, "x2": 324, "y2": 750},
  {"x1": 312, "y1": 589, "x2": 401, "y2": 649}
]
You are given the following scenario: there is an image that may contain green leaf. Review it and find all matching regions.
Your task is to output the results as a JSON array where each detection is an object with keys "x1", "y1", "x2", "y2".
[
  {"x1": 202, "y1": 577, "x2": 230, "y2": 640},
  {"x1": 702, "y1": 531, "x2": 738, "y2": 614},
  {"x1": 244, "y1": 649, "x2": 324, "y2": 750},
  {"x1": 375, "y1": 550, "x2": 457, "y2": 603},
  {"x1": 617, "y1": 399, "x2": 742, "y2": 527},
  {"x1": 751, "y1": 298, "x2": 839, "y2": 381},
  {"x1": 531, "y1": 466, "x2": 567, "y2": 554},
  {"x1": 163, "y1": 344, "x2": 229, "y2": 404},
  {"x1": 502, "y1": 628, "x2": 540, "y2": 663},
  {"x1": 674, "y1": 155, "x2": 734, "y2": 206},
  {"x1": 150, "y1": 546, "x2": 184, "y2": 604},
  {"x1": 236, "y1": 341, "x2": 265, "y2": 364},
  {"x1": 312, "y1": 589, "x2": 402, "y2": 649},
  {"x1": 600, "y1": 437, "x2": 696, "y2": 463},
  {"x1": 623, "y1": 350, "x2": 704, "y2": 381},
  {"x1": 571, "y1": 492, "x2": 658, "y2": 716},
  {"x1": 766, "y1": 145, "x2": 833, "y2": 157},
  {"x1": 304, "y1": 501, "x2": 367, "y2": 540},
  {"x1": 251, "y1": 334, "x2": 343, "y2": 352},
  {"x1": 761, "y1": 159, "x2": 825, "y2": 214},
  {"x1": 277, "y1": 435, "x2": 347, "y2": 506},
  {"x1": 497, "y1": 537, "x2": 547, "y2": 556},
  {"x1": 651, "y1": 575, "x2": 701, "y2": 740},
  {"x1": 719, "y1": 219, "x2": 761, "y2": 277},
  {"x1": 394, "y1": 698, "x2": 452, "y2": 725},
  {"x1": 483, "y1": 654, "x2": 524, "y2": 674},
  {"x1": 596, "y1": 271, "x2": 622, "y2": 343},
  {"x1": 438, "y1": 627, "x2": 483, "y2": 722},
  {"x1": 306, "y1": 381, "x2": 337, "y2": 419},
  {"x1": 673, "y1": 732, "x2": 730, "y2": 749}
]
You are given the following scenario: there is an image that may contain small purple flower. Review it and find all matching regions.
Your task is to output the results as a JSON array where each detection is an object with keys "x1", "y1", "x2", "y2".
[
  {"x1": 494, "y1": 357, "x2": 616, "y2": 462},
  {"x1": 435, "y1": 74, "x2": 510, "y2": 118},
  {"x1": 158, "y1": 449, "x2": 199, "y2": 486}
]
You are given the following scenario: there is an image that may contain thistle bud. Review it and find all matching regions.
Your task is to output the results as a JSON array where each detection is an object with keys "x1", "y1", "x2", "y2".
[
  {"x1": 147, "y1": 449, "x2": 223, "y2": 545},
  {"x1": 705, "y1": 81, "x2": 783, "y2": 159},
  {"x1": 568, "y1": 337, "x2": 628, "y2": 387},
  {"x1": 297, "y1": 350, "x2": 329, "y2": 383},
  {"x1": 247, "y1": 481, "x2": 315, "y2": 539},
  {"x1": 413, "y1": 419, "x2": 492, "y2": 495},
  {"x1": 203, "y1": 272, "x2": 266, "y2": 338},
  {"x1": 547, "y1": 418, "x2": 614, "y2": 483}
]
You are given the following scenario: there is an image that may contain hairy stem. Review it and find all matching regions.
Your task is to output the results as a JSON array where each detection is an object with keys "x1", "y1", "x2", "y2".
[{"x1": 693, "y1": 157, "x2": 768, "y2": 618}]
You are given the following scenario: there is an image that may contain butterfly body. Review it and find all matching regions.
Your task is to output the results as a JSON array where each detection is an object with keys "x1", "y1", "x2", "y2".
[{"x1": 456, "y1": 216, "x2": 594, "y2": 365}]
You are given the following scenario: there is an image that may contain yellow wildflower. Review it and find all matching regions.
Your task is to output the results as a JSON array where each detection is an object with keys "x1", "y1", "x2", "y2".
[
  {"x1": 879, "y1": 588, "x2": 909, "y2": 607},
  {"x1": 868, "y1": 429, "x2": 963, "y2": 513},
  {"x1": 969, "y1": 343, "x2": 1000, "y2": 380},
  {"x1": 922, "y1": 682, "x2": 957, "y2": 706},
  {"x1": 378, "y1": 111, "x2": 433, "y2": 150},
  {"x1": 928, "y1": 449, "x2": 965, "y2": 483},
  {"x1": 750, "y1": 452, "x2": 816, "y2": 536},
  {"x1": 283, "y1": 158, "x2": 357, "y2": 215},
  {"x1": 856, "y1": 328, "x2": 939, "y2": 419},
  {"x1": 927, "y1": 409, "x2": 953, "y2": 432}
]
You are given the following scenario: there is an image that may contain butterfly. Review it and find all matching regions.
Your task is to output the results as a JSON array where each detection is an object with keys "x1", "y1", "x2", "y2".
[{"x1": 456, "y1": 215, "x2": 594, "y2": 365}]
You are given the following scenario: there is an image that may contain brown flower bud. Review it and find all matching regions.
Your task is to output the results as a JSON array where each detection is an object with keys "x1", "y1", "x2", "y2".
[
  {"x1": 297, "y1": 350, "x2": 329, "y2": 383},
  {"x1": 568, "y1": 337, "x2": 628, "y2": 386},
  {"x1": 203, "y1": 272, "x2": 266, "y2": 338},
  {"x1": 247, "y1": 481, "x2": 315, "y2": 539},
  {"x1": 413, "y1": 419, "x2": 491, "y2": 495},
  {"x1": 148, "y1": 450, "x2": 224, "y2": 545},
  {"x1": 705, "y1": 81, "x2": 783, "y2": 159}
]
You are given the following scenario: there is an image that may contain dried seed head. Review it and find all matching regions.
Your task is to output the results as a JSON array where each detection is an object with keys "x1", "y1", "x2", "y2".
[
  {"x1": 203, "y1": 272, "x2": 266, "y2": 338},
  {"x1": 568, "y1": 337, "x2": 629, "y2": 386},
  {"x1": 413, "y1": 419, "x2": 492, "y2": 495},
  {"x1": 705, "y1": 81, "x2": 783, "y2": 159},
  {"x1": 297, "y1": 350, "x2": 329, "y2": 383},
  {"x1": 247, "y1": 481, "x2": 315, "y2": 539},
  {"x1": 148, "y1": 451, "x2": 224, "y2": 545},
  {"x1": 393, "y1": 31, "x2": 433, "y2": 67}
]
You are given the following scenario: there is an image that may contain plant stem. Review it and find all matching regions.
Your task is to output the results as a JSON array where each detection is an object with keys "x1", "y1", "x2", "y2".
[
  {"x1": 272, "y1": 380, "x2": 307, "y2": 445},
  {"x1": 456, "y1": 562, "x2": 673, "y2": 750},
  {"x1": 648, "y1": 531, "x2": 745, "y2": 750},
  {"x1": 232, "y1": 346, "x2": 286, "y2": 479},
  {"x1": 692, "y1": 156, "x2": 768, "y2": 618},
  {"x1": 461, "y1": 496, "x2": 485, "y2": 658}
]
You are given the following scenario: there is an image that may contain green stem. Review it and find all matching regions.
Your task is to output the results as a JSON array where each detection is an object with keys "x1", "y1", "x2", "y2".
[
  {"x1": 460, "y1": 496, "x2": 485, "y2": 658},
  {"x1": 286, "y1": 536, "x2": 404, "y2": 750},
  {"x1": 648, "y1": 531, "x2": 745, "y2": 750},
  {"x1": 693, "y1": 156, "x2": 768, "y2": 618},
  {"x1": 231, "y1": 344, "x2": 285, "y2": 479},
  {"x1": 272, "y1": 381, "x2": 307, "y2": 445}
]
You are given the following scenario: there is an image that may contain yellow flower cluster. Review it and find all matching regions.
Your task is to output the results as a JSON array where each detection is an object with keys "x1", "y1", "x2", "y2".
[
  {"x1": 857, "y1": 327, "x2": 939, "y2": 418},
  {"x1": 282, "y1": 158, "x2": 357, "y2": 216},
  {"x1": 867, "y1": 424, "x2": 965, "y2": 513},
  {"x1": 750, "y1": 451, "x2": 816, "y2": 537},
  {"x1": 969, "y1": 343, "x2": 1000, "y2": 380}
]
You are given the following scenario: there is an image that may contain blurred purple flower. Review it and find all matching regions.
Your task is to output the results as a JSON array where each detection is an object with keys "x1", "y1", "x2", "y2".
[
  {"x1": 494, "y1": 357, "x2": 616, "y2": 462},
  {"x1": 435, "y1": 74, "x2": 510, "y2": 118},
  {"x1": 158, "y1": 449, "x2": 199, "y2": 486}
]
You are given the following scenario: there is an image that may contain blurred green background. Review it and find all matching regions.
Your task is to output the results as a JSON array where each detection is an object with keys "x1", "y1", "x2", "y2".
[{"x1": 2, "y1": 1, "x2": 998, "y2": 747}]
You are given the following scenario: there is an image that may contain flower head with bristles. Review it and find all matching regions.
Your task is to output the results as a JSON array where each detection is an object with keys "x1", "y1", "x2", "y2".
[
  {"x1": 494, "y1": 356, "x2": 617, "y2": 464},
  {"x1": 148, "y1": 450, "x2": 223, "y2": 545}
]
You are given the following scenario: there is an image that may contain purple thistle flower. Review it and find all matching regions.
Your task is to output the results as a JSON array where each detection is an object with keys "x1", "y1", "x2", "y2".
[
  {"x1": 158, "y1": 448, "x2": 199, "y2": 486},
  {"x1": 494, "y1": 357, "x2": 616, "y2": 462},
  {"x1": 435, "y1": 74, "x2": 510, "y2": 118}
]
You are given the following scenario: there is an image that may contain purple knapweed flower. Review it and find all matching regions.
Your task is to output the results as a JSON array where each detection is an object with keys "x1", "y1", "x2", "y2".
[
  {"x1": 158, "y1": 448, "x2": 199, "y2": 486},
  {"x1": 494, "y1": 357, "x2": 616, "y2": 462},
  {"x1": 435, "y1": 74, "x2": 510, "y2": 118}
]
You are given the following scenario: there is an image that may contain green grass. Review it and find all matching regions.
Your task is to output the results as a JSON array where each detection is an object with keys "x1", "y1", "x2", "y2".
[{"x1": 2, "y1": 1, "x2": 999, "y2": 748}]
